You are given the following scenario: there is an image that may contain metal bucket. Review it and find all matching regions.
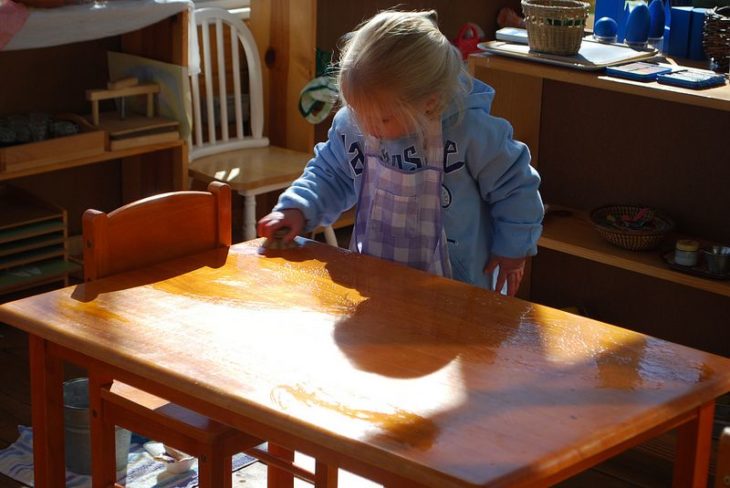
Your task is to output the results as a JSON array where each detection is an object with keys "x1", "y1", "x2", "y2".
[{"x1": 63, "y1": 377, "x2": 132, "y2": 475}]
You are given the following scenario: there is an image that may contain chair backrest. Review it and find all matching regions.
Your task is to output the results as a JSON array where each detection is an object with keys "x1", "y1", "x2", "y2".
[
  {"x1": 82, "y1": 181, "x2": 231, "y2": 281},
  {"x1": 190, "y1": 7, "x2": 269, "y2": 161}
]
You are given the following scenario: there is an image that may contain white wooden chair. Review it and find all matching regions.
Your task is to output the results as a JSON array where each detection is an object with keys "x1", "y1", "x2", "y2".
[{"x1": 188, "y1": 7, "x2": 339, "y2": 246}]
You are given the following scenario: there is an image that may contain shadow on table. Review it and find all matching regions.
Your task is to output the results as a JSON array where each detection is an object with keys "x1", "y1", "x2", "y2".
[{"x1": 70, "y1": 247, "x2": 230, "y2": 303}]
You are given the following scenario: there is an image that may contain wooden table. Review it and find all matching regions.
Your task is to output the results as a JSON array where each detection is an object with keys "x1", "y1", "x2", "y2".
[{"x1": 1, "y1": 239, "x2": 729, "y2": 487}]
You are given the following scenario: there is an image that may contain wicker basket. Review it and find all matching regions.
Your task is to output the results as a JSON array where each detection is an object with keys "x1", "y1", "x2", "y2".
[
  {"x1": 590, "y1": 205, "x2": 675, "y2": 251},
  {"x1": 703, "y1": 7, "x2": 730, "y2": 73},
  {"x1": 522, "y1": 0, "x2": 590, "y2": 55}
]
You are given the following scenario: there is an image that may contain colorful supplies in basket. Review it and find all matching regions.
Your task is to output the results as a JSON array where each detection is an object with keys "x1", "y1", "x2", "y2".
[{"x1": 590, "y1": 205, "x2": 674, "y2": 251}]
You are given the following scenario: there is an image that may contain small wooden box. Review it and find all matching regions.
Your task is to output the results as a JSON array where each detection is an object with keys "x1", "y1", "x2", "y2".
[{"x1": 0, "y1": 114, "x2": 105, "y2": 174}]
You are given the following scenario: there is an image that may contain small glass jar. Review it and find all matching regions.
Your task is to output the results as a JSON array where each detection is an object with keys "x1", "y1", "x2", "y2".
[{"x1": 674, "y1": 239, "x2": 699, "y2": 267}]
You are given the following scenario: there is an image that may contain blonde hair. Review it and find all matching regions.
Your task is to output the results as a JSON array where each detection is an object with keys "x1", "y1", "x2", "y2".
[{"x1": 336, "y1": 10, "x2": 468, "y2": 140}]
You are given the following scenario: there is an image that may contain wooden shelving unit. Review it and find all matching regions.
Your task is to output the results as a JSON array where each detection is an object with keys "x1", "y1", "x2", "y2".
[
  {"x1": 541, "y1": 207, "x2": 730, "y2": 298},
  {"x1": 0, "y1": 185, "x2": 80, "y2": 296},
  {"x1": 0, "y1": 9, "x2": 190, "y2": 302},
  {"x1": 470, "y1": 53, "x2": 730, "y2": 112},
  {"x1": 0, "y1": 139, "x2": 184, "y2": 182},
  {"x1": 469, "y1": 52, "x2": 730, "y2": 355}
]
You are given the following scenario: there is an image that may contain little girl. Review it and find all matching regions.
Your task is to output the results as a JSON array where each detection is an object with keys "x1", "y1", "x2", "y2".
[{"x1": 258, "y1": 10, "x2": 543, "y2": 296}]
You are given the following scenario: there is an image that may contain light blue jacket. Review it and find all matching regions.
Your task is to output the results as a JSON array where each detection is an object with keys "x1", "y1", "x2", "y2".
[{"x1": 275, "y1": 78, "x2": 544, "y2": 288}]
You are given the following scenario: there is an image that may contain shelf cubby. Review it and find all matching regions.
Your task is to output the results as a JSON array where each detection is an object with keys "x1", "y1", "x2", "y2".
[
  {"x1": 540, "y1": 207, "x2": 730, "y2": 298},
  {"x1": 0, "y1": 185, "x2": 80, "y2": 297}
]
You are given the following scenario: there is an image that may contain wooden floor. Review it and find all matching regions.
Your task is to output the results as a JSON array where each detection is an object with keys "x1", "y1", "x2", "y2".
[{"x1": 2, "y1": 321, "x2": 723, "y2": 488}]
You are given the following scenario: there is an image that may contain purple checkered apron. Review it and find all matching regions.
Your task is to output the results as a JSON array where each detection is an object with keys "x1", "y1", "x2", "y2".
[{"x1": 350, "y1": 122, "x2": 452, "y2": 277}]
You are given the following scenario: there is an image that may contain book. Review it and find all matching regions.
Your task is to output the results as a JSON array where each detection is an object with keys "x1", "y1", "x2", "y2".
[
  {"x1": 656, "y1": 69, "x2": 726, "y2": 89},
  {"x1": 495, "y1": 27, "x2": 528, "y2": 44},
  {"x1": 605, "y1": 61, "x2": 674, "y2": 81}
]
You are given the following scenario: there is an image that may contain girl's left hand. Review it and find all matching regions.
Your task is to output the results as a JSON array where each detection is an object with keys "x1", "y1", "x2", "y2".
[{"x1": 484, "y1": 255, "x2": 526, "y2": 297}]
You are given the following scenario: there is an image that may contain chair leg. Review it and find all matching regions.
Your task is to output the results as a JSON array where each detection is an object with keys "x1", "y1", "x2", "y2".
[
  {"x1": 716, "y1": 426, "x2": 730, "y2": 488},
  {"x1": 243, "y1": 194, "x2": 257, "y2": 241},
  {"x1": 323, "y1": 225, "x2": 338, "y2": 247}
]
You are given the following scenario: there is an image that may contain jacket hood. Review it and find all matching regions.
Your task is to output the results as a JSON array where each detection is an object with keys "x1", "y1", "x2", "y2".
[{"x1": 444, "y1": 77, "x2": 495, "y2": 120}]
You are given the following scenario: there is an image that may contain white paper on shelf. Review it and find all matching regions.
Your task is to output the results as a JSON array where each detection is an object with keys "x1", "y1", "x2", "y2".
[{"x1": 3, "y1": 0, "x2": 199, "y2": 74}]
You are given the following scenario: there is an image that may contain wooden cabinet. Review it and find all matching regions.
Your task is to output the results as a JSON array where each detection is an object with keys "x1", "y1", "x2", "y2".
[
  {"x1": 469, "y1": 53, "x2": 730, "y2": 356},
  {"x1": 0, "y1": 9, "x2": 189, "y2": 298}
]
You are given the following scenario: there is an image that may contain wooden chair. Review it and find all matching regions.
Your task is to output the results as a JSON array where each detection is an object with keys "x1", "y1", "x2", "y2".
[
  {"x1": 187, "y1": 7, "x2": 340, "y2": 246},
  {"x1": 82, "y1": 181, "x2": 337, "y2": 488},
  {"x1": 82, "y1": 182, "x2": 257, "y2": 487}
]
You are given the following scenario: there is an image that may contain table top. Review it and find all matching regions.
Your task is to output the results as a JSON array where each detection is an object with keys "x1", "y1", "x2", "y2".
[{"x1": 1, "y1": 239, "x2": 729, "y2": 487}]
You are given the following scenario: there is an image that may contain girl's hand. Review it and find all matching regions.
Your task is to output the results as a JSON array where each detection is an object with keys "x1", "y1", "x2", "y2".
[
  {"x1": 484, "y1": 255, "x2": 526, "y2": 297},
  {"x1": 257, "y1": 209, "x2": 305, "y2": 242}
]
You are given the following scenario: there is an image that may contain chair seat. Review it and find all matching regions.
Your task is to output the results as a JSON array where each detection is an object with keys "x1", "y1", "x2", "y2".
[
  {"x1": 311, "y1": 207, "x2": 355, "y2": 240},
  {"x1": 189, "y1": 145, "x2": 310, "y2": 195}
]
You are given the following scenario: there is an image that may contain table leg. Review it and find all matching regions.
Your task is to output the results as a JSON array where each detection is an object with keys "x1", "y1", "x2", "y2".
[
  {"x1": 267, "y1": 443, "x2": 294, "y2": 488},
  {"x1": 199, "y1": 442, "x2": 233, "y2": 488},
  {"x1": 89, "y1": 373, "x2": 116, "y2": 488},
  {"x1": 314, "y1": 459, "x2": 338, "y2": 488},
  {"x1": 673, "y1": 400, "x2": 715, "y2": 487},
  {"x1": 29, "y1": 335, "x2": 66, "y2": 488},
  {"x1": 244, "y1": 194, "x2": 257, "y2": 241}
]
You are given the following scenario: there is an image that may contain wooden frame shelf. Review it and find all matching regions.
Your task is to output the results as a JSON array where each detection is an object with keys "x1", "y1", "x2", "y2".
[
  {"x1": 468, "y1": 44, "x2": 730, "y2": 355},
  {"x1": 469, "y1": 54, "x2": 730, "y2": 113},
  {"x1": 0, "y1": 10, "x2": 188, "y2": 301},
  {"x1": 0, "y1": 139, "x2": 184, "y2": 182},
  {"x1": 541, "y1": 208, "x2": 730, "y2": 298},
  {"x1": 0, "y1": 185, "x2": 80, "y2": 296}
]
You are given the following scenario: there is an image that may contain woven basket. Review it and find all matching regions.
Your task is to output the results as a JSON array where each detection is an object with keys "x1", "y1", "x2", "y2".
[
  {"x1": 590, "y1": 205, "x2": 675, "y2": 251},
  {"x1": 703, "y1": 7, "x2": 730, "y2": 73},
  {"x1": 522, "y1": 0, "x2": 590, "y2": 55}
]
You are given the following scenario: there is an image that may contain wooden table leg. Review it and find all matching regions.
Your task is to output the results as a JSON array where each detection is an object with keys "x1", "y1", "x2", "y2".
[
  {"x1": 89, "y1": 372, "x2": 116, "y2": 488},
  {"x1": 267, "y1": 443, "x2": 295, "y2": 488},
  {"x1": 29, "y1": 335, "x2": 66, "y2": 488},
  {"x1": 314, "y1": 459, "x2": 338, "y2": 488},
  {"x1": 199, "y1": 442, "x2": 233, "y2": 488},
  {"x1": 673, "y1": 401, "x2": 715, "y2": 487}
]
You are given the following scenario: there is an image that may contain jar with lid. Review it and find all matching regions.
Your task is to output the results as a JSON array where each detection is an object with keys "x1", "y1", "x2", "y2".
[{"x1": 674, "y1": 239, "x2": 699, "y2": 267}]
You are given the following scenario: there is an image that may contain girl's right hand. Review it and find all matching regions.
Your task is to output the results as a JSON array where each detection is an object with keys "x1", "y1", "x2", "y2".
[{"x1": 257, "y1": 209, "x2": 305, "y2": 242}]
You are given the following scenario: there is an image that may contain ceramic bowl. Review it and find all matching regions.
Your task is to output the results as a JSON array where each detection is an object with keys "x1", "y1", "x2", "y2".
[{"x1": 165, "y1": 455, "x2": 195, "y2": 474}]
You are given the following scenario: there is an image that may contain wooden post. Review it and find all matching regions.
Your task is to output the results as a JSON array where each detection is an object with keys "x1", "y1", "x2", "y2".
[
  {"x1": 146, "y1": 93, "x2": 154, "y2": 117},
  {"x1": 91, "y1": 100, "x2": 100, "y2": 126},
  {"x1": 267, "y1": 443, "x2": 295, "y2": 488},
  {"x1": 674, "y1": 401, "x2": 715, "y2": 487},
  {"x1": 88, "y1": 372, "x2": 116, "y2": 488},
  {"x1": 29, "y1": 335, "x2": 66, "y2": 488}
]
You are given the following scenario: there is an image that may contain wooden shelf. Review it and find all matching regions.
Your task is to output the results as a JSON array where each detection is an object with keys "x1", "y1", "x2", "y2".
[
  {"x1": 0, "y1": 139, "x2": 183, "y2": 182},
  {"x1": 540, "y1": 207, "x2": 730, "y2": 298},
  {"x1": 0, "y1": 258, "x2": 81, "y2": 295},
  {"x1": 469, "y1": 54, "x2": 730, "y2": 113},
  {"x1": 0, "y1": 185, "x2": 76, "y2": 298}
]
